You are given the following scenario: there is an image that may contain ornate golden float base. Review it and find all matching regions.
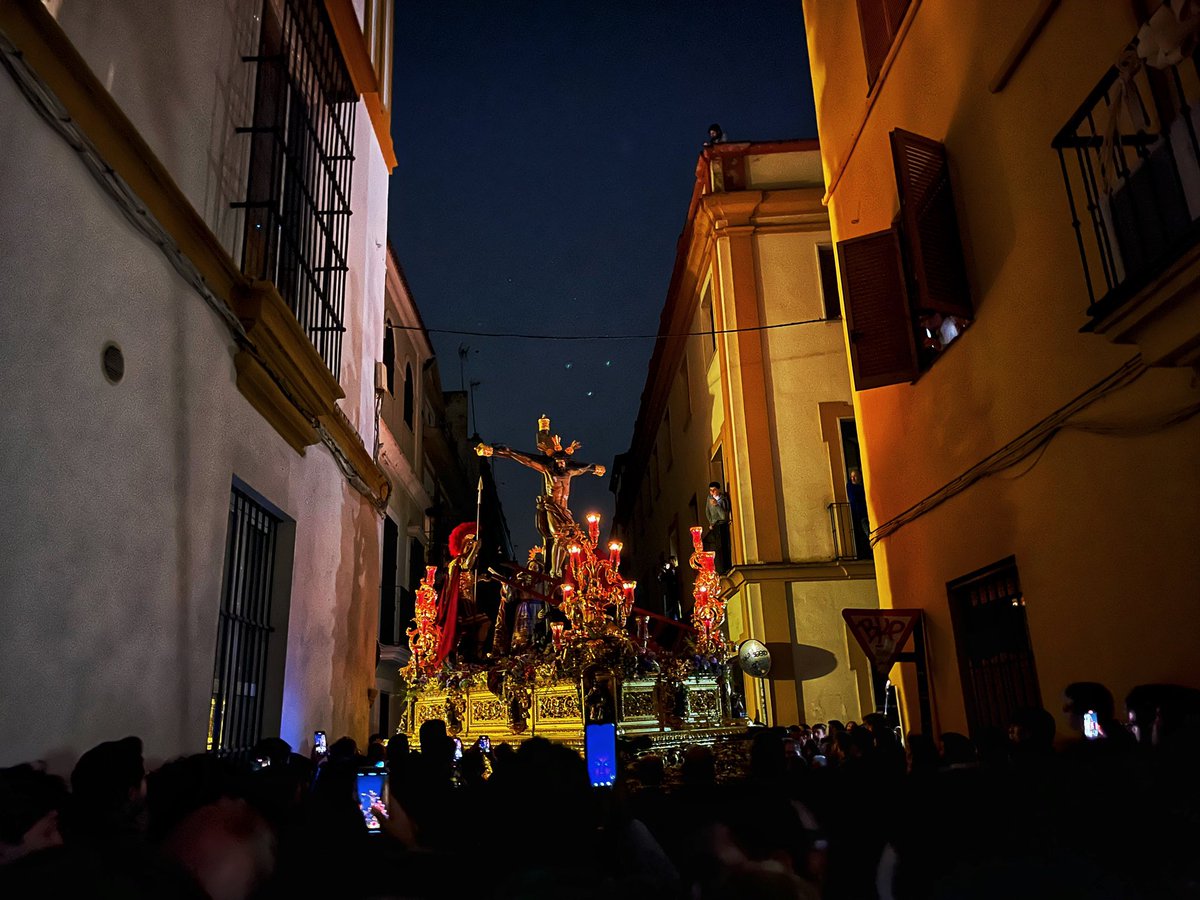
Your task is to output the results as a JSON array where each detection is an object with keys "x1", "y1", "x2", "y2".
[{"x1": 406, "y1": 676, "x2": 741, "y2": 749}]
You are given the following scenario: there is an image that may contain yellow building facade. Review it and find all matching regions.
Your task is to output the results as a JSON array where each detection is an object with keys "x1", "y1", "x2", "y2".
[
  {"x1": 614, "y1": 142, "x2": 881, "y2": 728},
  {"x1": 803, "y1": 0, "x2": 1200, "y2": 738}
]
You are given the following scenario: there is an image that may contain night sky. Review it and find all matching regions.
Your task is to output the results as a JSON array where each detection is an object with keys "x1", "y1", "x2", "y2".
[{"x1": 389, "y1": 2, "x2": 818, "y2": 556}]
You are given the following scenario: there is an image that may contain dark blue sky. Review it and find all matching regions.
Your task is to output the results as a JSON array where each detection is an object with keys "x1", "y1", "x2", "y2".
[{"x1": 389, "y1": 2, "x2": 817, "y2": 555}]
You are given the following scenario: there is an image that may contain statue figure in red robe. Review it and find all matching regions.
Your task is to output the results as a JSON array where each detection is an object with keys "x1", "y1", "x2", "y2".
[{"x1": 434, "y1": 522, "x2": 489, "y2": 666}]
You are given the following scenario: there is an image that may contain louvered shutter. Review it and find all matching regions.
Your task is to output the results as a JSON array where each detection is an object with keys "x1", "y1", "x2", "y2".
[
  {"x1": 891, "y1": 128, "x2": 973, "y2": 318},
  {"x1": 838, "y1": 229, "x2": 919, "y2": 390},
  {"x1": 856, "y1": 0, "x2": 891, "y2": 89}
]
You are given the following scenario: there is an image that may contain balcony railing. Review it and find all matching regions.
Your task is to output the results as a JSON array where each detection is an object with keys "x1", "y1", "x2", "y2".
[
  {"x1": 828, "y1": 501, "x2": 871, "y2": 561},
  {"x1": 1053, "y1": 41, "x2": 1200, "y2": 322}
]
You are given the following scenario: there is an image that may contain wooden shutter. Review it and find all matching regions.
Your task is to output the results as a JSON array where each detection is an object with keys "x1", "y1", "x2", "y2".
[
  {"x1": 856, "y1": 0, "x2": 891, "y2": 89},
  {"x1": 891, "y1": 129, "x2": 973, "y2": 318},
  {"x1": 883, "y1": 0, "x2": 912, "y2": 33},
  {"x1": 838, "y1": 229, "x2": 918, "y2": 390}
]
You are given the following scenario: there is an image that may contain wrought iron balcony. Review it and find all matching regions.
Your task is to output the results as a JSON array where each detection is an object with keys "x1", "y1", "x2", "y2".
[{"x1": 1053, "y1": 40, "x2": 1200, "y2": 324}]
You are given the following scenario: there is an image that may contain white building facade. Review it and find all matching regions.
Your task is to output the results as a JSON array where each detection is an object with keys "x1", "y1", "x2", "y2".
[{"x1": 0, "y1": 0, "x2": 397, "y2": 767}]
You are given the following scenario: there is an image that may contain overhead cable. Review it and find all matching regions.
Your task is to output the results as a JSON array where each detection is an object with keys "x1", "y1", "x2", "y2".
[{"x1": 388, "y1": 316, "x2": 831, "y2": 341}]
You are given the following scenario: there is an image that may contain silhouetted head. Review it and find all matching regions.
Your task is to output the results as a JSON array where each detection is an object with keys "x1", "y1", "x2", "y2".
[
  {"x1": 328, "y1": 737, "x2": 359, "y2": 763},
  {"x1": 681, "y1": 745, "x2": 716, "y2": 787},
  {"x1": 250, "y1": 738, "x2": 291, "y2": 768},
  {"x1": 1008, "y1": 707, "x2": 1057, "y2": 752},
  {"x1": 0, "y1": 764, "x2": 68, "y2": 866},
  {"x1": 418, "y1": 719, "x2": 452, "y2": 763},
  {"x1": 940, "y1": 732, "x2": 978, "y2": 767},
  {"x1": 1125, "y1": 683, "x2": 1200, "y2": 746}
]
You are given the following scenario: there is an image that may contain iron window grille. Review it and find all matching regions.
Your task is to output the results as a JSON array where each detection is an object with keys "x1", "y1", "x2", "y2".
[
  {"x1": 235, "y1": 0, "x2": 357, "y2": 377},
  {"x1": 1052, "y1": 44, "x2": 1200, "y2": 322},
  {"x1": 208, "y1": 487, "x2": 281, "y2": 757}
]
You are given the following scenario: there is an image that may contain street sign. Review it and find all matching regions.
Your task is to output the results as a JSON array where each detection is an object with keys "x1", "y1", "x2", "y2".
[{"x1": 842, "y1": 608, "x2": 921, "y2": 673}]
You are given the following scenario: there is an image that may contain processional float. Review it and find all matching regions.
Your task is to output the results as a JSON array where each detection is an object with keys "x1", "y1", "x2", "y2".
[{"x1": 399, "y1": 415, "x2": 743, "y2": 747}]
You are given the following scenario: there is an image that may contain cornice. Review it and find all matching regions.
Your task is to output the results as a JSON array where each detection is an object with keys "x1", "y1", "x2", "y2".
[
  {"x1": 725, "y1": 560, "x2": 877, "y2": 591},
  {"x1": 324, "y1": 0, "x2": 397, "y2": 171},
  {"x1": 233, "y1": 281, "x2": 345, "y2": 416}
]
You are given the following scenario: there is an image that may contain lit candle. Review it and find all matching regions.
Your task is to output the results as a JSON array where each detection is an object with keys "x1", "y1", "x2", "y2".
[
  {"x1": 561, "y1": 583, "x2": 574, "y2": 605},
  {"x1": 586, "y1": 513, "x2": 600, "y2": 545},
  {"x1": 424, "y1": 565, "x2": 438, "y2": 586},
  {"x1": 550, "y1": 621, "x2": 565, "y2": 649},
  {"x1": 608, "y1": 540, "x2": 622, "y2": 570},
  {"x1": 538, "y1": 414, "x2": 550, "y2": 433},
  {"x1": 567, "y1": 544, "x2": 582, "y2": 572},
  {"x1": 690, "y1": 525, "x2": 705, "y2": 553}
]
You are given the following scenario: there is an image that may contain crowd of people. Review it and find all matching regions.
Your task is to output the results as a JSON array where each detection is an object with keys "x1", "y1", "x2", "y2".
[{"x1": 2, "y1": 680, "x2": 1198, "y2": 899}]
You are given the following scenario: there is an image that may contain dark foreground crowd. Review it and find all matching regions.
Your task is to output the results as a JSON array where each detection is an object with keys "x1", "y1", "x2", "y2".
[{"x1": 2, "y1": 680, "x2": 1199, "y2": 899}]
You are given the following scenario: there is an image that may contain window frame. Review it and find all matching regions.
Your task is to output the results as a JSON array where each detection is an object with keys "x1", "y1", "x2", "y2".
[
  {"x1": 208, "y1": 480, "x2": 293, "y2": 758},
  {"x1": 236, "y1": 0, "x2": 358, "y2": 378},
  {"x1": 834, "y1": 129, "x2": 972, "y2": 390}
]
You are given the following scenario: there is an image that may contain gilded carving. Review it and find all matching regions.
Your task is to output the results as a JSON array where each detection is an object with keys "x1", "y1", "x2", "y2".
[
  {"x1": 688, "y1": 689, "x2": 720, "y2": 718},
  {"x1": 415, "y1": 701, "x2": 442, "y2": 726},
  {"x1": 623, "y1": 691, "x2": 656, "y2": 718},
  {"x1": 537, "y1": 693, "x2": 581, "y2": 720},
  {"x1": 472, "y1": 698, "x2": 506, "y2": 723}
]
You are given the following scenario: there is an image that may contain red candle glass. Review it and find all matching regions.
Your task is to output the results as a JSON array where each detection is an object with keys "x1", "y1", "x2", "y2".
[{"x1": 608, "y1": 541, "x2": 622, "y2": 570}]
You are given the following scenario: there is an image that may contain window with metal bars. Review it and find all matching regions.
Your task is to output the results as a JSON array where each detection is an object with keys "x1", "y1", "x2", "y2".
[
  {"x1": 947, "y1": 556, "x2": 1041, "y2": 739},
  {"x1": 236, "y1": 0, "x2": 357, "y2": 378},
  {"x1": 208, "y1": 486, "x2": 283, "y2": 757}
]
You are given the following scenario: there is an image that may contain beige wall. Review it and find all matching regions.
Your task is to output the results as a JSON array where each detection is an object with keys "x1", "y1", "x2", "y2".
[{"x1": 619, "y1": 147, "x2": 880, "y2": 727}]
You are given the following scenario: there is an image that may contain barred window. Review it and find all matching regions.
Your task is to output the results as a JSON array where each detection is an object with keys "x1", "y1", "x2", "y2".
[
  {"x1": 237, "y1": 0, "x2": 357, "y2": 377},
  {"x1": 208, "y1": 485, "x2": 285, "y2": 757}
]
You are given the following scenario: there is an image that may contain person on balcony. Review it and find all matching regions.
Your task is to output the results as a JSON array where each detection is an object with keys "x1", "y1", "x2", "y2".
[
  {"x1": 705, "y1": 482, "x2": 732, "y2": 574},
  {"x1": 846, "y1": 468, "x2": 872, "y2": 559}
]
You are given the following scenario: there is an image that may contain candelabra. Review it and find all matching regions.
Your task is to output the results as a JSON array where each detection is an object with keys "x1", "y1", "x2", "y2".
[
  {"x1": 557, "y1": 513, "x2": 628, "y2": 643},
  {"x1": 404, "y1": 565, "x2": 442, "y2": 679},
  {"x1": 689, "y1": 526, "x2": 726, "y2": 657}
]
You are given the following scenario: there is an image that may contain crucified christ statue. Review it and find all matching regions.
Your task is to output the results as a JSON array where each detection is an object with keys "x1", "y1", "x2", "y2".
[{"x1": 476, "y1": 426, "x2": 606, "y2": 577}]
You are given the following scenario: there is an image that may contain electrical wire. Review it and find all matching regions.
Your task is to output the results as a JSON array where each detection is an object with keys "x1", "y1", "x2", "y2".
[
  {"x1": 0, "y1": 33, "x2": 250, "y2": 346},
  {"x1": 869, "y1": 356, "x2": 1150, "y2": 545},
  {"x1": 387, "y1": 316, "x2": 832, "y2": 341}
]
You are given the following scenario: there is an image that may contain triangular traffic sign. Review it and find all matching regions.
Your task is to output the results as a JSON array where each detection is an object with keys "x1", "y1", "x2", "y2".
[{"x1": 842, "y1": 608, "x2": 921, "y2": 673}]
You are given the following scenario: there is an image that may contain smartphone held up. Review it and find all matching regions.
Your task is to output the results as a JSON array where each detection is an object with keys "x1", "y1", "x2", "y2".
[{"x1": 356, "y1": 768, "x2": 388, "y2": 834}]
